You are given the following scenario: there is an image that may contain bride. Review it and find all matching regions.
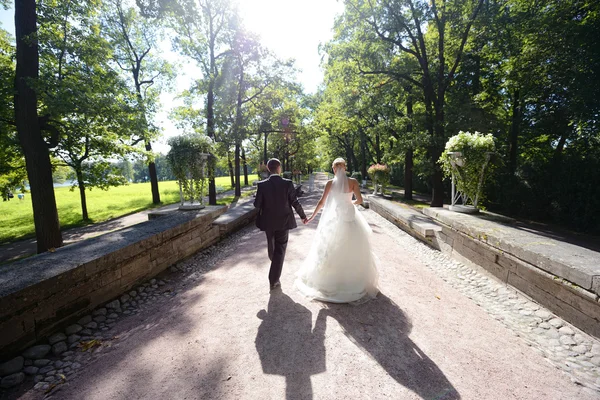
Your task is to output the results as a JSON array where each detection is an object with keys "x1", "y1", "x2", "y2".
[{"x1": 295, "y1": 158, "x2": 379, "y2": 303}]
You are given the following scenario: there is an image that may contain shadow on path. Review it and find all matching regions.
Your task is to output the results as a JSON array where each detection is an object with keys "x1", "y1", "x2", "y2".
[
  {"x1": 255, "y1": 291, "x2": 327, "y2": 400},
  {"x1": 326, "y1": 294, "x2": 461, "y2": 400}
]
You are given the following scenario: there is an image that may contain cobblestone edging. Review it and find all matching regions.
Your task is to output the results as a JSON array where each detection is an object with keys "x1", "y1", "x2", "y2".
[{"x1": 362, "y1": 207, "x2": 600, "y2": 393}]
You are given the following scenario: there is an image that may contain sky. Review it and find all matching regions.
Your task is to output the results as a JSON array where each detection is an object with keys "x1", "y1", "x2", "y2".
[{"x1": 0, "y1": 0, "x2": 345, "y2": 153}]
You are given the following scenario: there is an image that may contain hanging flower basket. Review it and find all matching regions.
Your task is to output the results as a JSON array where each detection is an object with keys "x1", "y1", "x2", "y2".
[{"x1": 439, "y1": 131, "x2": 496, "y2": 212}]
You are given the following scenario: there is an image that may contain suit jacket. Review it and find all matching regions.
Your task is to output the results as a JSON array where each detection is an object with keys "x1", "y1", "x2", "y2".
[{"x1": 254, "y1": 175, "x2": 306, "y2": 232}]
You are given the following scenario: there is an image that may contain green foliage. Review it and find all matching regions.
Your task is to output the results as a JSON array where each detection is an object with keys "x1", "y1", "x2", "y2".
[
  {"x1": 351, "y1": 171, "x2": 362, "y2": 181},
  {"x1": 0, "y1": 27, "x2": 26, "y2": 201},
  {"x1": 0, "y1": 177, "x2": 239, "y2": 244},
  {"x1": 167, "y1": 134, "x2": 215, "y2": 204},
  {"x1": 36, "y1": 0, "x2": 141, "y2": 219},
  {"x1": 439, "y1": 131, "x2": 496, "y2": 207}
]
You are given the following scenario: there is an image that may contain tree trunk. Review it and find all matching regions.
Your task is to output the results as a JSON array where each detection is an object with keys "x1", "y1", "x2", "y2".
[
  {"x1": 360, "y1": 129, "x2": 367, "y2": 180},
  {"x1": 263, "y1": 131, "x2": 268, "y2": 164},
  {"x1": 404, "y1": 149, "x2": 413, "y2": 201},
  {"x1": 375, "y1": 132, "x2": 381, "y2": 163},
  {"x1": 242, "y1": 146, "x2": 248, "y2": 186},
  {"x1": 76, "y1": 170, "x2": 89, "y2": 221},
  {"x1": 14, "y1": 0, "x2": 63, "y2": 253},
  {"x1": 145, "y1": 141, "x2": 160, "y2": 204},
  {"x1": 206, "y1": 79, "x2": 217, "y2": 205},
  {"x1": 405, "y1": 86, "x2": 414, "y2": 200},
  {"x1": 509, "y1": 88, "x2": 520, "y2": 176},
  {"x1": 228, "y1": 154, "x2": 235, "y2": 188},
  {"x1": 473, "y1": 54, "x2": 481, "y2": 96},
  {"x1": 234, "y1": 57, "x2": 243, "y2": 198},
  {"x1": 234, "y1": 142, "x2": 241, "y2": 197},
  {"x1": 430, "y1": 102, "x2": 445, "y2": 208}
]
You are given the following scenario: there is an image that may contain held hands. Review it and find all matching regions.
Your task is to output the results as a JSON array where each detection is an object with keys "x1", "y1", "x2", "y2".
[{"x1": 302, "y1": 218, "x2": 309, "y2": 225}]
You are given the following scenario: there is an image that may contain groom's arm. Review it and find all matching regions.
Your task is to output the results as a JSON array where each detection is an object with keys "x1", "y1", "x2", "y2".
[
  {"x1": 254, "y1": 183, "x2": 263, "y2": 210},
  {"x1": 287, "y1": 181, "x2": 307, "y2": 220}
]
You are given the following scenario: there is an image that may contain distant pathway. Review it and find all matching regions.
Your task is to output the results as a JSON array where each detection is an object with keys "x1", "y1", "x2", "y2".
[
  {"x1": 15, "y1": 180, "x2": 598, "y2": 400},
  {"x1": 0, "y1": 187, "x2": 254, "y2": 265}
]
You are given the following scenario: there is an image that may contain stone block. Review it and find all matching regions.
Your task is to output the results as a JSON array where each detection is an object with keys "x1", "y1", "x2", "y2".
[
  {"x1": 149, "y1": 242, "x2": 174, "y2": 265},
  {"x1": 47, "y1": 333, "x2": 67, "y2": 346},
  {"x1": 51, "y1": 341, "x2": 68, "y2": 356},
  {"x1": 64, "y1": 324, "x2": 82, "y2": 335},
  {"x1": 593, "y1": 276, "x2": 600, "y2": 296},
  {"x1": 0, "y1": 372, "x2": 25, "y2": 388},
  {"x1": 452, "y1": 238, "x2": 509, "y2": 283},
  {"x1": 171, "y1": 232, "x2": 194, "y2": 255},
  {"x1": 496, "y1": 253, "x2": 519, "y2": 274},
  {"x1": 22, "y1": 345, "x2": 51, "y2": 360},
  {"x1": 436, "y1": 230, "x2": 454, "y2": 248},
  {"x1": 121, "y1": 253, "x2": 152, "y2": 279},
  {"x1": 460, "y1": 235, "x2": 499, "y2": 264},
  {"x1": 0, "y1": 356, "x2": 24, "y2": 376},
  {"x1": 97, "y1": 268, "x2": 122, "y2": 289},
  {"x1": 201, "y1": 226, "x2": 221, "y2": 248},
  {"x1": 0, "y1": 314, "x2": 36, "y2": 355},
  {"x1": 513, "y1": 260, "x2": 600, "y2": 322},
  {"x1": 508, "y1": 272, "x2": 600, "y2": 338}
]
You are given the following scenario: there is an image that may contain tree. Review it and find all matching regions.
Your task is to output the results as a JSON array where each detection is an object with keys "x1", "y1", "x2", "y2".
[
  {"x1": 172, "y1": 0, "x2": 236, "y2": 205},
  {"x1": 37, "y1": 0, "x2": 136, "y2": 221},
  {"x1": 0, "y1": 27, "x2": 28, "y2": 201},
  {"x1": 340, "y1": 0, "x2": 486, "y2": 206},
  {"x1": 14, "y1": 0, "x2": 63, "y2": 252},
  {"x1": 103, "y1": 0, "x2": 172, "y2": 204}
]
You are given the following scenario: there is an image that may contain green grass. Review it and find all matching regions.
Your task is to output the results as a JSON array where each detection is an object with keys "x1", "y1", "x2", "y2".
[
  {"x1": 0, "y1": 177, "x2": 246, "y2": 244},
  {"x1": 395, "y1": 198, "x2": 430, "y2": 210},
  {"x1": 216, "y1": 190, "x2": 255, "y2": 206}
]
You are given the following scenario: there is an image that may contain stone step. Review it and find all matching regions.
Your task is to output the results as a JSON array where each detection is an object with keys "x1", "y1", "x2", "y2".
[{"x1": 367, "y1": 195, "x2": 441, "y2": 238}]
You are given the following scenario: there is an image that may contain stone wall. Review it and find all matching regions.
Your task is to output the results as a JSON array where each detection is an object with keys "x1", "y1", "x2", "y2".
[
  {"x1": 0, "y1": 206, "x2": 229, "y2": 358},
  {"x1": 430, "y1": 223, "x2": 600, "y2": 338},
  {"x1": 367, "y1": 196, "x2": 600, "y2": 339}
]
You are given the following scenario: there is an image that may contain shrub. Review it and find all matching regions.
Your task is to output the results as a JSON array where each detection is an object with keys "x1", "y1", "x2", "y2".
[
  {"x1": 351, "y1": 171, "x2": 363, "y2": 182},
  {"x1": 283, "y1": 171, "x2": 292, "y2": 179}
]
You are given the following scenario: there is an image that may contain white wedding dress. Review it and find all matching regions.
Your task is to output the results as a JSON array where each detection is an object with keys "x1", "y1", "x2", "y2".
[{"x1": 295, "y1": 171, "x2": 379, "y2": 303}]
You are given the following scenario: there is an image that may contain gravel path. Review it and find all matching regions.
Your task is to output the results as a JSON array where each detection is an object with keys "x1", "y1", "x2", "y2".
[{"x1": 13, "y1": 190, "x2": 599, "y2": 400}]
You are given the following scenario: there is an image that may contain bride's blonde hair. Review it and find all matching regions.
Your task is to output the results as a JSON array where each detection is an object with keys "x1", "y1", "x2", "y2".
[{"x1": 332, "y1": 158, "x2": 346, "y2": 170}]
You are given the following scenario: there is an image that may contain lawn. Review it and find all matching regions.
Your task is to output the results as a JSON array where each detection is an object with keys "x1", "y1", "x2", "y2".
[{"x1": 0, "y1": 177, "x2": 247, "y2": 244}]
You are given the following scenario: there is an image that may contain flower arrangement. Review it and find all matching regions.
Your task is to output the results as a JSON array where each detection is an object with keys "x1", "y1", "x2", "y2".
[
  {"x1": 368, "y1": 164, "x2": 390, "y2": 182},
  {"x1": 439, "y1": 131, "x2": 496, "y2": 208},
  {"x1": 368, "y1": 164, "x2": 390, "y2": 195},
  {"x1": 167, "y1": 134, "x2": 214, "y2": 209}
]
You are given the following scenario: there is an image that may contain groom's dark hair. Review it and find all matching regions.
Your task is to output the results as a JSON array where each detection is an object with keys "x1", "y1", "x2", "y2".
[{"x1": 267, "y1": 158, "x2": 281, "y2": 173}]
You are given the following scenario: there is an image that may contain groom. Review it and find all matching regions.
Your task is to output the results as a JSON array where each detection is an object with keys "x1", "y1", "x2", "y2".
[{"x1": 254, "y1": 158, "x2": 308, "y2": 290}]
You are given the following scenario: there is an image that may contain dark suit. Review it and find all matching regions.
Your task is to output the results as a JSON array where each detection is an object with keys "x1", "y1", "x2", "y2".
[{"x1": 254, "y1": 175, "x2": 307, "y2": 285}]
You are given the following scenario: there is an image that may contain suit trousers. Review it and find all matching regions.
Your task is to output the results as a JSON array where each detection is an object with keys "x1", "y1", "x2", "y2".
[{"x1": 265, "y1": 230, "x2": 289, "y2": 285}]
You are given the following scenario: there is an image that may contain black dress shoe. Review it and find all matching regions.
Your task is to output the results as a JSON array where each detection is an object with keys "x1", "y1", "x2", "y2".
[{"x1": 270, "y1": 281, "x2": 281, "y2": 291}]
